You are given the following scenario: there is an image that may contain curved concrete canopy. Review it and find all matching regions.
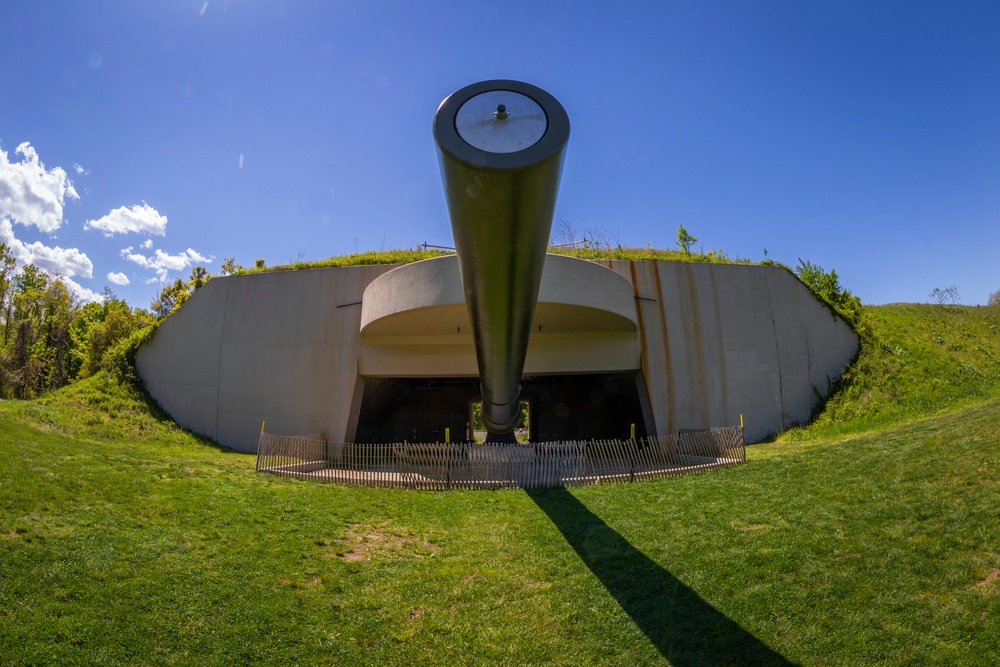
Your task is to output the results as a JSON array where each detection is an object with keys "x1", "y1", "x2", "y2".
[{"x1": 360, "y1": 254, "x2": 637, "y2": 338}]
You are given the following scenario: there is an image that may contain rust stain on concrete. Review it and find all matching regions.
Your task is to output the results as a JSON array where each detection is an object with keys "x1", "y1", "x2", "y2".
[
  {"x1": 650, "y1": 262, "x2": 676, "y2": 431},
  {"x1": 628, "y1": 261, "x2": 655, "y2": 431},
  {"x1": 678, "y1": 263, "x2": 709, "y2": 427},
  {"x1": 707, "y1": 267, "x2": 729, "y2": 423}
]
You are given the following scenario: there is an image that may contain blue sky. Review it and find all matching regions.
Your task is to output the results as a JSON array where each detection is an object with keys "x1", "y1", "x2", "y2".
[{"x1": 1, "y1": 1, "x2": 998, "y2": 307}]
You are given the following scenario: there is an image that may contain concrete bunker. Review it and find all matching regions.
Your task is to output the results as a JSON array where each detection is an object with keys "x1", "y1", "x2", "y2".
[{"x1": 134, "y1": 79, "x2": 860, "y2": 483}]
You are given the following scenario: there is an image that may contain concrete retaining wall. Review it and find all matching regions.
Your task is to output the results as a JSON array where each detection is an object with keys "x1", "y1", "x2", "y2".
[
  {"x1": 136, "y1": 257, "x2": 858, "y2": 451},
  {"x1": 602, "y1": 260, "x2": 857, "y2": 442},
  {"x1": 136, "y1": 265, "x2": 393, "y2": 451}
]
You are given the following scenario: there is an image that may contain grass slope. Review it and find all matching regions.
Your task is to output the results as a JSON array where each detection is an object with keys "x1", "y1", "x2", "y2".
[
  {"x1": 791, "y1": 303, "x2": 1000, "y2": 439},
  {"x1": 1, "y1": 305, "x2": 999, "y2": 665}
]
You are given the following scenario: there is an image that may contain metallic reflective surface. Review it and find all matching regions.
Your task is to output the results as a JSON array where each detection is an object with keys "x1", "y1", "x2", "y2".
[
  {"x1": 434, "y1": 80, "x2": 569, "y2": 439},
  {"x1": 455, "y1": 90, "x2": 547, "y2": 154}
]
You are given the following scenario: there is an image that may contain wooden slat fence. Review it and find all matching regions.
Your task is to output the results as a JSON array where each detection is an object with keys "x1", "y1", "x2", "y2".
[{"x1": 256, "y1": 427, "x2": 745, "y2": 489}]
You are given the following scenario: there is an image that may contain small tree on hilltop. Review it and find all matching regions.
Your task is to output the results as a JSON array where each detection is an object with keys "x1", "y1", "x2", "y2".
[
  {"x1": 676, "y1": 225, "x2": 697, "y2": 255},
  {"x1": 929, "y1": 286, "x2": 960, "y2": 305},
  {"x1": 988, "y1": 289, "x2": 1000, "y2": 307},
  {"x1": 150, "y1": 278, "x2": 188, "y2": 320},
  {"x1": 794, "y1": 259, "x2": 863, "y2": 326}
]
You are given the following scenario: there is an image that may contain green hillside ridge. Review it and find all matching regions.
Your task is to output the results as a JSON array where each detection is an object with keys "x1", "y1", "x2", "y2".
[{"x1": 794, "y1": 303, "x2": 1000, "y2": 440}]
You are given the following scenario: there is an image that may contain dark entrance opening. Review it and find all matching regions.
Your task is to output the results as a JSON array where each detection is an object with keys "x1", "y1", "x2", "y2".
[
  {"x1": 353, "y1": 372, "x2": 649, "y2": 443},
  {"x1": 520, "y1": 372, "x2": 649, "y2": 442}
]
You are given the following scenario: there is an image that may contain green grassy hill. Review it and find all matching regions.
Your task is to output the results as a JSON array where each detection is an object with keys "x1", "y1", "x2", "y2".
[
  {"x1": 792, "y1": 303, "x2": 1000, "y2": 439},
  {"x1": 1, "y1": 302, "x2": 999, "y2": 665}
]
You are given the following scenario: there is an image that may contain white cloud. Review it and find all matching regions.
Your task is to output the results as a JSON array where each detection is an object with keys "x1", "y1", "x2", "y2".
[
  {"x1": 59, "y1": 276, "x2": 104, "y2": 304},
  {"x1": 141, "y1": 239, "x2": 153, "y2": 249},
  {"x1": 85, "y1": 202, "x2": 167, "y2": 236},
  {"x1": 107, "y1": 271, "x2": 130, "y2": 286},
  {"x1": 0, "y1": 218, "x2": 93, "y2": 278},
  {"x1": 121, "y1": 246, "x2": 212, "y2": 281},
  {"x1": 0, "y1": 142, "x2": 79, "y2": 233},
  {"x1": 73, "y1": 163, "x2": 90, "y2": 175}
]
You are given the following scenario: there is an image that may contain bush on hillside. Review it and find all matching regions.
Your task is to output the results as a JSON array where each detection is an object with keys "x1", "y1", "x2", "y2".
[
  {"x1": 794, "y1": 259, "x2": 863, "y2": 326},
  {"x1": 103, "y1": 323, "x2": 160, "y2": 389}
]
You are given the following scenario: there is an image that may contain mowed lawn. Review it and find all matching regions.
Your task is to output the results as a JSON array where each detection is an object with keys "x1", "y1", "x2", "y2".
[{"x1": 2, "y1": 392, "x2": 999, "y2": 666}]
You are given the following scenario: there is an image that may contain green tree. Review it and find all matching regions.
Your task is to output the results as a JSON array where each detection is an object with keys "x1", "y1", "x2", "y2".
[
  {"x1": 989, "y1": 290, "x2": 1000, "y2": 307},
  {"x1": 150, "y1": 265, "x2": 221, "y2": 320},
  {"x1": 69, "y1": 300, "x2": 105, "y2": 379},
  {"x1": 38, "y1": 278, "x2": 77, "y2": 390},
  {"x1": 0, "y1": 243, "x2": 16, "y2": 344},
  {"x1": 929, "y1": 286, "x2": 960, "y2": 305},
  {"x1": 795, "y1": 259, "x2": 863, "y2": 325},
  {"x1": 220, "y1": 257, "x2": 242, "y2": 276},
  {"x1": 150, "y1": 278, "x2": 189, "y2": 320},
  {"x1": 0, "y1": 261, "x2": 156, "y2": 398},
  {"x1": 11, "y1": 264, "x2": 48, "y2": 324},
  {"x1": 189, "y1": 266, "x2": 210, "y2": 292},
  {"x1": 72, "y1": 294, "x2": 154, "y2": 378},
  {"x1": 0, "y1": 268, "x2": 81, "y2": 397},
  {"x1": 676, "y1": 225, "x2": 697, "y2": 255}
]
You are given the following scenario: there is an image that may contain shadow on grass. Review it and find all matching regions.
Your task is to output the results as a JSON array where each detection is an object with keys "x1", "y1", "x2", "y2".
[{"x1": 527, "y1": 487, "x2": 797, "y2": 667}]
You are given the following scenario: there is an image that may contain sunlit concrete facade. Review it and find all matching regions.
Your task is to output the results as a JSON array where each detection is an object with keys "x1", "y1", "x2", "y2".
[{"x1": 136, "y1": 255, "x2": 858, "y2": 452}]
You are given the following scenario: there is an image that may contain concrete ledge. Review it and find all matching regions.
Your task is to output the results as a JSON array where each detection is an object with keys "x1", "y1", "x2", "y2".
[{"x1": 361, "y1": 254, "x2": 638, "y2": 337}]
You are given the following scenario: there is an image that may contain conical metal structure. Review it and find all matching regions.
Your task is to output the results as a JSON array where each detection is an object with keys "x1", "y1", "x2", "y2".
[{"x1": 433, "y1": 80, "x2": 570, "y2": 441}]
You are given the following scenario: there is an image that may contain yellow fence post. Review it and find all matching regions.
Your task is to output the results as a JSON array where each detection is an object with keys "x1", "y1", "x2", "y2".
[
  {"x1": 445, "y1": 427, "x2": 450, "y2": 444},
  {"x1": 630, "y1": 423, "x2": 635, "y2": 439},
  {"x1": 261, "y1": 420, "x2": 266, "y2": 433}
]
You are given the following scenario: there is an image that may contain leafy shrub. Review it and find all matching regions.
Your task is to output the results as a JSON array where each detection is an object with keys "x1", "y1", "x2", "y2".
[
  {"x1": 794, "y1": 259, "x2": 863, "y2": 326},
  {"x1": 103, "y1": 322, "x2": 160, "y2": 389},
  {"x1": 929, "y1": 286, "x2": 961, "y2": 305},
  {"x1": 675, "y1": 225, "x2": 697, "y2": 255}
]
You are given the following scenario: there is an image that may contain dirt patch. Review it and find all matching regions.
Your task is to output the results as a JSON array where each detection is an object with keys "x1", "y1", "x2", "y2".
[
  {"x1": 328, "y1": 522, "x2": 441, "y2": 562},
  {"x1": 976, "y1": 568, "x2": 1000, "y2": 589}
]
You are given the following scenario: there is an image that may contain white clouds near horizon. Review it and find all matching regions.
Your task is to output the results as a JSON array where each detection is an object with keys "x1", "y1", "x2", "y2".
[
  {"x1": 0, "y1": 141, "x2": 211, "y2": 303},
  {"x1": 85, "y1": 203, "x2": 168, "y2": 236},
  {"x1": 0, "y1": 218, "x2": 93, "y2": 278},
  {"x1": 60, "y1": 276, "x2": 104, "y2": 304},
  {"x1": 0, "y1": 141, "x2": 95, "y2": 282},
  {"x1": 121, "y1": 246, "x2": 213, "y2": 282},
  {"x1": 0, "y1": 142, "x2": 78, "y2": 234}
]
